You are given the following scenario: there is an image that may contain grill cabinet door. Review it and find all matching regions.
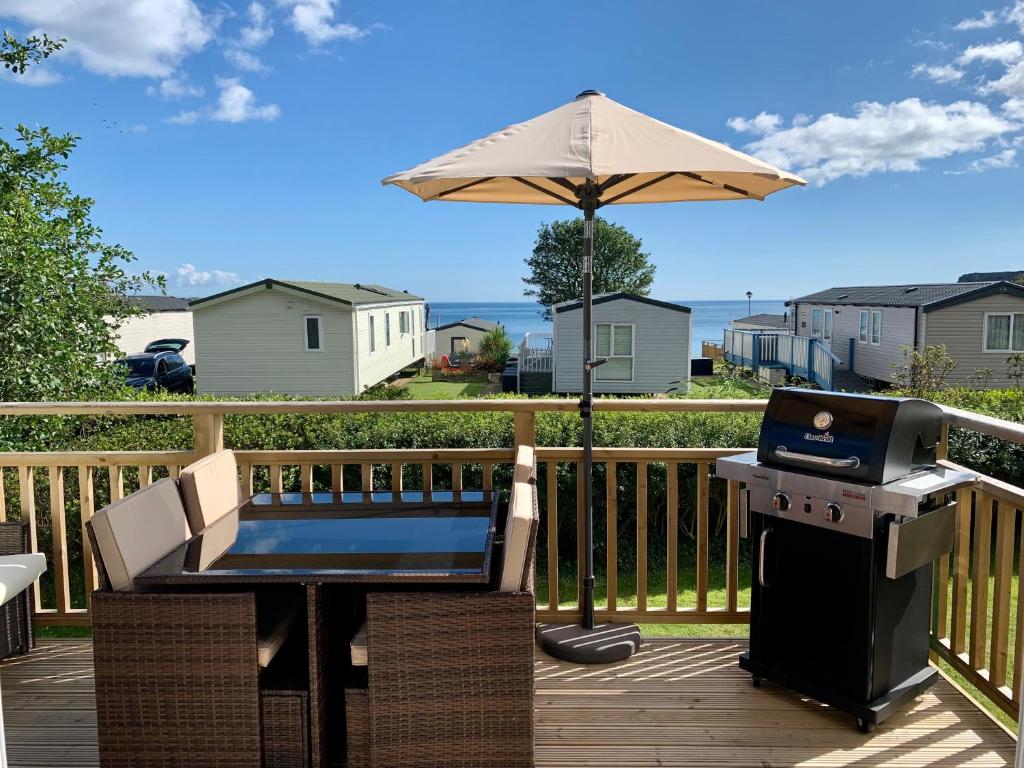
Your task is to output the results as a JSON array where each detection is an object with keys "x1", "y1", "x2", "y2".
[{"x1": 750, "y1": 512, "x2": 875, "y2": 703}]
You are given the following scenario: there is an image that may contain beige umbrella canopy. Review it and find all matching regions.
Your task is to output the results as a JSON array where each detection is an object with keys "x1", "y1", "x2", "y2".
[
  {"x1": 383, "y1": 90, "x2": 805, "y2": 205},
  {"x1": 383, "y1": 90, "x2": 804, "y2": 664}
]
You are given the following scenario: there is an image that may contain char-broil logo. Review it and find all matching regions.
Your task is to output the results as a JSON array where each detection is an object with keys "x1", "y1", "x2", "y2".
[
  {"x1": 842, "y1": 489, "x2": 866, "y2": 501},
  {"x1": 752, "y1": 473, "x2": 771, "y2": 482},
  {"x1": 803, "y1": 431, "x2": 835, "y2": 444}
]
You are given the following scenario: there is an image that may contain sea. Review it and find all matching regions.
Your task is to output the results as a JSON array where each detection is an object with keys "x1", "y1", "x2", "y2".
[{"x1": 428, "y1": 299, "x2": 788, "y2": 357}]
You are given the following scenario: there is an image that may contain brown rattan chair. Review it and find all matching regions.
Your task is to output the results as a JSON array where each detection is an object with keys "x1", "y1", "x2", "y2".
[
  {"x1": 0, "y1": 522, "x2": 32, "y2": 659},
  {"x1": 349, "y1": 447, "x2": 539, "y2": 768}
]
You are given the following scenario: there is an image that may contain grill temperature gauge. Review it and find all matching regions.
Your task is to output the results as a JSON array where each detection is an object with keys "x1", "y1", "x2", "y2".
[
  {"x1": 825, "y1": 502, "x2": 844, "y2": 523},
  {"x1": 772, "y1": 493, "x2": 790, "y2": 512}
]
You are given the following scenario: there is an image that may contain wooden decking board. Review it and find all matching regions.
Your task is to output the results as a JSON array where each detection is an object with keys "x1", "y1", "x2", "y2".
[{"x1": 0, "y1": 639, "x2": 1015, "y2": 767}]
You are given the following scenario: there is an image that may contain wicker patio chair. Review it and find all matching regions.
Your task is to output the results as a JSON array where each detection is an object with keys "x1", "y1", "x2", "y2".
[
  {"x1": 353, "y1": 446, "x2": 539, "y2": 768},
  {"x1": 0, "y1": 522, "x2": 32, "y2": 659}
]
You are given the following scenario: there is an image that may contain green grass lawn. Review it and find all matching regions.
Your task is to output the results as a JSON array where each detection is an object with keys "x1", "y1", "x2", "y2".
[
  {"x1": 403, "y1": 374, "x2": 487, "y2": 399},
  {"x1": 688, "y1": 373, "x2": 766, "y2": 396}
]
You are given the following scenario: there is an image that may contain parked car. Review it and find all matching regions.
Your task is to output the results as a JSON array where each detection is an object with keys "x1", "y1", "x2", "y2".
[{"x1": 115, "y1": 351, "x2": 194, "y2": 393}]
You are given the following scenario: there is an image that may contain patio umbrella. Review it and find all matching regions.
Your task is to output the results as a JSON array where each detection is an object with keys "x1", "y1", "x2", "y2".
[{"x1": 383, "y1": 90, "x2": 805, "y2": 663}]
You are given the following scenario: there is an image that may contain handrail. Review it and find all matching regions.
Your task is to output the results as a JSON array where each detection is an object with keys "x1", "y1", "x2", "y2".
[
  {"x1": 0, "y1": 398, "x2": 770, "y2": 416},
  {"x1": 938, "y1": 404, "x2": 1024, "y2": 444}
]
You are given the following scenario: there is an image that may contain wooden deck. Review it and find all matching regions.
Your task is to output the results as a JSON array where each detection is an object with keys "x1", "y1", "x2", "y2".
[{"x1": 0, "y1": 639, "x2": 1016, "y2": 767}]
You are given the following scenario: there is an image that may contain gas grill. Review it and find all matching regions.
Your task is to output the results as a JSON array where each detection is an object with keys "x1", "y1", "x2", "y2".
[{"x1": 716, "y1": 388, "x2": 976, "y2": 732}]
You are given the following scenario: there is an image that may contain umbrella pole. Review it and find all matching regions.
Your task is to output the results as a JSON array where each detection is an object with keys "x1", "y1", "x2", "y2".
[
  {"x1": 534, "y1": 184, "x2": 640, "y2": 664},
  {"x1": 581, "y1": 203, "x2": 596, "y2": 631}
]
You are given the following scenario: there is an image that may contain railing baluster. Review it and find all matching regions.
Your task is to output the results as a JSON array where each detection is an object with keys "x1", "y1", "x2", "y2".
[
  {"x1": 391, "y1": 463, "x2": 402, "y2": 493},
  {"x1": 726, "y1": 480, "x2": 740, "y2": 613},
  {"x1": 969, "y1": 492, "x2": 992, "y2": 671},
  {"x1": 270, "y1": 465, "x2": 283, "y2": 495},
  {"x1": 1014, "y1": 533, "x2": 1024, "y2": 703},
  {"x1": 79, "y1": 466, "x2": 98, "y2": 599},
  {"x1": 989, "y1": 501, "x2": 1014, "y2": 688},
  {"x1": 422, "y1": 464, "x2": 432, "y2": 495},
  {"x1": 547, "y1": 461, "x2": 559, "y2": 613},
  {"x1": 0, "y1": 469, "x2": 6, "y2": 522},
  {"x1": 637, "y1": 462, "x2": 648, "y2": 613},
  {"x1": 167, "y1": 465, "x2": 180, "y2": 480},
  {"x1": 301, "y1": 464, "x2": 313, "y2": 493},
  {"x1": 452, "y1": 463, "x2": 463, "y2": 493},
  {"x1": 48, "y1": 466, "x2": 71, "y2": 614},
  {"x1": 667, "y1": 462, "x2": 678, "y2": 613},
  {"x1": 138, "y1": 465, "x2": 151, "y2": 488},
  {"x1": 482, "y1": 462, "x2": 492, "y2": 492},
  {"x1": 108, "y1": 465, "x2": 124, "y2": 502},
  {"x1": 951, "y1": 487, "x2": 971, "y2": 656},
  {"x1": 361, "y1": 463, "x2": 372, "y2": 493},
  {"x1": 606, "y1": 461, "x2": 617, "y2": 613},
  {"x1": 18, "y1": 467, "x2": 40, "y2": 608},
  {"x1": 331, "y1": 464, "x2": 343, "y2": 494},
  {"x1": 239, "y1": 463, "x2": 253, "y2": 498},
  {"x1": 696, "y1": 461, "x2": 709, "y2": 613}
]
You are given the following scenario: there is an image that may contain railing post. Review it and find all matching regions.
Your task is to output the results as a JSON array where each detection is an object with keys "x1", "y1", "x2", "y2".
[
  {"x1": 193, "y1": 413, "x2": 224, "y2": 459},
  {"x1": 513, "y1": 410, "x2": 536, "y2": 451},
  {"x1": 937, "y1": 422, "x2": 949, "y2": 462}
]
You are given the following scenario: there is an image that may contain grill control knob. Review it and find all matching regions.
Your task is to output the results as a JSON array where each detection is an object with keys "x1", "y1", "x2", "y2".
[
  {"x1": 772, "y1": 493, "x2": 791, "y2": 512},
  {"x1": 825, "y1": 502, "x2": 844, "y2": 523}
]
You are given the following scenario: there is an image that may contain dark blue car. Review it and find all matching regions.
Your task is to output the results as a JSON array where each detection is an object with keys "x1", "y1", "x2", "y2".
[{"x1": 116, "y1": 351, "x2": 194, "y2": 393}]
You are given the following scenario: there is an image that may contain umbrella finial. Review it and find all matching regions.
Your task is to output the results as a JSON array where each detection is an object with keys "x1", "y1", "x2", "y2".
[{"x1": 575, "y1": 89, "x2": 604, "y2": 99}]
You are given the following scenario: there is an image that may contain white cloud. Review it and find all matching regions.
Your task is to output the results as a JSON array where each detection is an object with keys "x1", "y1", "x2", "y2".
[
  {"x1": 225, "y1": 49, "x2": 267, "y2": 72},
  {"x1": 146, "y1": 76, "x2": 204, "y2": 99},
  {"x1": 954, "y1": 9, "x2": 1000, "y2": 30},
  {"x1": 166, "y1": 109, "x2": 201, "y2": 125},
  {"x1": 239, "y1": 2, "x2": 274, "y2": 47},
  {"x1": 981, "y1": 60, "x2": 1024, "y2": 96},
  {"x1": 725, "y1": 111, "x2": 782, "y2": 134},
  {"x1": 1, "y1": 0, "x2": 213, "y2": 78},
  {"x1": 211, "y1": 77, "x2": 280, "y2": 122},
  {"x1": 959, "y1": 40, "x2": 1024, "y2": 64},
  {"x1": 946, "y1": 147, "x2": 1018, "y2": 173},
  {"x1": 175, "y1": 263, "x2": 242, "y2": 287},
  {"x1": 0, "y1": 63, "x2": 63, "y2": 86},
  {"x1": 911, "y1": 63, "x2": 965, "y2": 84},
  {"x1": 729, "y1": 98, "x2": 1018, "y2": 185},
  {"x1": 1005, "y1": 96, "x2": 1024, "y2": 117},
  {"x1": 276, "y1": 0, "x2": 370, "y2": 45}
]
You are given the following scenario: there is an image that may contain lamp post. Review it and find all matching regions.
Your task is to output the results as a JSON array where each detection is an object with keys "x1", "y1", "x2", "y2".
[{"x1": 746, "y1": 291, "x2": 753, "y2": 316}]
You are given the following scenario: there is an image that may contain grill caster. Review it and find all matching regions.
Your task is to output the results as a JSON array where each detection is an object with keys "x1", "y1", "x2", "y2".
[
  {"x1": 856, "y1": 717, "x2": 875, "y2": 734},
  {"x1": 751, "y1": 675, "x2": 762, "y2": 688}
]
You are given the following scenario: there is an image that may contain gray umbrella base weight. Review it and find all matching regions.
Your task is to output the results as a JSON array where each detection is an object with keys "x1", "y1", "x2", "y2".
[{"x1": 536, "y1": 622, "x2": 641, "y2": 664}]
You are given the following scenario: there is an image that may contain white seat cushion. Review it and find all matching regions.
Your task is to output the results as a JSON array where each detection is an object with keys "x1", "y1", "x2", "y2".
[
  {"x1": 256, "y1": 600, "x2": 300, "y2": 668},
  {"x1": 179, "y1": 450, "x2": 242, "y2": 534},
  {"x1": 499, "y1": 445, "x2": 536, "y2": 593},
  {"x1": 90, "y1": 478, "x2": 191, "y2": 592}
]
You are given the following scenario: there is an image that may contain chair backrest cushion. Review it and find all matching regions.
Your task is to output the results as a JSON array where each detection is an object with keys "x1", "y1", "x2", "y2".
[
  {"x1": 179, "y1": 450, "x2": 242, "y2": 534},
  {"x1": 90, "y1": 478, "x2": 191, "y2": 592},
  {"x1": 499, "y1": 445, "x2": 537, "y2": 593}
]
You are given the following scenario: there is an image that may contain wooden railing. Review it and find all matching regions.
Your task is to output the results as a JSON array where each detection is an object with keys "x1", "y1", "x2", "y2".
[{"x1": 2, "y1": 397, "x2": 1024, "y2": 721}]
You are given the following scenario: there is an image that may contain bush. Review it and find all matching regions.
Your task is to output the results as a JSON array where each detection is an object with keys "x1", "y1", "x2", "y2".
[{"x1": 478, "y1": 327, "x2": 513, "y2": 367}]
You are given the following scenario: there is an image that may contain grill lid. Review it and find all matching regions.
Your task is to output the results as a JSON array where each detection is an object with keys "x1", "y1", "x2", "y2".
[{"x1": 757, "y1": 389, "x2": 943, "y2": 485}]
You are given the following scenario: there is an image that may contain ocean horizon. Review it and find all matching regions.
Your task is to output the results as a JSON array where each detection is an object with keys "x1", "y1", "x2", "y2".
[{"x1": 428, "y1": 299, "x2": 788, "y2": 357}]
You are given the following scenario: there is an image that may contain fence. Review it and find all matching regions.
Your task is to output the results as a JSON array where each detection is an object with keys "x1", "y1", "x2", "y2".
[{"x1": 723, "y1": 329, "x2": 836, "y2": 390}]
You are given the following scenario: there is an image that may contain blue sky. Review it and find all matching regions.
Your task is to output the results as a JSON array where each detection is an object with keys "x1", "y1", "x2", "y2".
[{"x1": 2, "y1": 0, "x2": 1022, "y2": 301}]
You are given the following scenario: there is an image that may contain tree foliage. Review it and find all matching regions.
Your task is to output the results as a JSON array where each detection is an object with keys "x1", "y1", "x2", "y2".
[
  {"x1": 0, "y1": 30, "x2": 64, "y2": 74},
  {"x1": 1, "y1": 32, "x2": 163, "y2": 405},
  {"x1": 478, "y1": 326, "x2": 513, "y2": 366},
  {"x1": 523, "y1": 216, "x2": 656, "y2": 320},
  {"x1": 890, "y1": 344, "x2": 957, "y2": 397}
]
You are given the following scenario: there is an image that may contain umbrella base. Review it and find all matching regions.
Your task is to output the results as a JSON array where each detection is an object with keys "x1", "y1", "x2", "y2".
[{"x1": 535, "y1": 622, "x2": 641, "y2": 664}]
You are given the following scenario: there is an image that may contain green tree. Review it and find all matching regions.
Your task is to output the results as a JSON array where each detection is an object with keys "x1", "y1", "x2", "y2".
[
  {"x1": 891, "y1": 344, "x2": 958, "y2": 397},
  {"x1": 478, "y1": 326, "x2": 513, "y2": 366},
  {"x1": 1, "y1": 30, "x2": 64, "y2": 73},
  {"x1": 1, "y1": 32, "x2": 164, "y2": 403},
  {"x1": 523, "y1": 216, "x2": 656, "y2": 320}
]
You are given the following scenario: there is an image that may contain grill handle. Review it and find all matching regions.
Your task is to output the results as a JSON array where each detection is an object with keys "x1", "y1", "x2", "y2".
[
  {"x1": 758, "y1": 528, "x2": 770, "y2": 588},
  {"x1": 774, "y1": 447, "x2": 861, "y2": 469}
]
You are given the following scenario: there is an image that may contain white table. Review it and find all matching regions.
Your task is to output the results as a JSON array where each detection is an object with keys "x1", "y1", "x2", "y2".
[{"x1": 0, "y1": 554, "x2": 46, "y2": 768}]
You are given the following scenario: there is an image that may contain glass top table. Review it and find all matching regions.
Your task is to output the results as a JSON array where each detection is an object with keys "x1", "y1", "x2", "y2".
[{"x1": 134, "y1": 490, "x2": 499, "y2": 587}]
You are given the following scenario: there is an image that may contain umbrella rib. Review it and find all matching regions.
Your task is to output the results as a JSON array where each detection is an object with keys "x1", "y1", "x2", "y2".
[
  {"x1": 435, "y1": 177, "x2": 496, "y2": 199},
  {"x1": 598, "y1": 174, "x2": 636, "y2": 194},
  {"x1": 680, "y1": 172, "x2": 761, "y2": 200},
  {"x1": 549, "y1": 178, "x2": 580, "y2": 195},
  {"x1": 600, "y1": 172, "x2": 678, "y2": 205},
  {"x1": 511, "y1": 177, "x2": 579, "y2": 206}
]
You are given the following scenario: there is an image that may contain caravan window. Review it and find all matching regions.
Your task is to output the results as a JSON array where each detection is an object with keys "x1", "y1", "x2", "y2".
[
  {"x1": 984, "y1": 313, "x2": 1024, "y2": 352},
  {"x1": 304, "y1": 316, "x2": 322, "y2": 351},
  {"x1": 595, "y1": 323, "x2": 634, "y2": 382},
  {"x1": 859, "y1": 311, "x2": 869, "y2": 343},
  {"x1": 385, "y1": 313, "x2": 391, "y2": 347},
  {"x1": 369, "y1": 315, "x2": 376, "y2": 353}
]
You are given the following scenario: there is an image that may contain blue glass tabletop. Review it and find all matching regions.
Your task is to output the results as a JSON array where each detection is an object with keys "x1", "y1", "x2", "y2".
[{"x1": 135, "y1": 491, "x2": 499, "y2": 586}]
